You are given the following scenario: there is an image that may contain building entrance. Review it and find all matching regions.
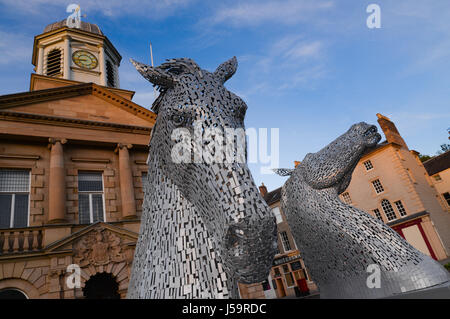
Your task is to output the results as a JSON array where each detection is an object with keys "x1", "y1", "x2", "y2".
[{"x1": 83, "y1": 272, "x2": 120, "y2": 299}]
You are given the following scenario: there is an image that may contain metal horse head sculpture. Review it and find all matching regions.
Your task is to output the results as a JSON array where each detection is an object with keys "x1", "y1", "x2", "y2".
[
  {"x1": 278, "y1": 122, "x2": 450, "y2": 298},
  {"x1": 127, "y1": 57, "x2": 277, "y2": 298}
]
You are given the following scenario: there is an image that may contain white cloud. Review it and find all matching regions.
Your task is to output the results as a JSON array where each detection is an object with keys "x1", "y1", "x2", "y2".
[
  {"x1": 207, "y1": 0, "x2": 334, "y2": 27},
  {"x1": 284, "y1": 41, "x2": 322, "y2": 59},
  {"x1": 238, "y1": 34, "x2": 327, "y2": 95}
]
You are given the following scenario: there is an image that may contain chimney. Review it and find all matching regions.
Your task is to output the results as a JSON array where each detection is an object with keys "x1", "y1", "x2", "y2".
[
  {"x1": 376, "y1": 113, "x2": 407, "y2": 148},
  {"x1": 259, "y1": 183, "x2": 268, "y2": 197}
]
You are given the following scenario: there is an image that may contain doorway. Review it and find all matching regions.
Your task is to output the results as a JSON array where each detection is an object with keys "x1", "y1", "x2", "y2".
[
  {"x1": 0, "y1": 289, "x2": 27, "y2": 299},
  {"x1": 275, "y1": 278, "x2": 286, "y2": 298},
  {"x1": 83, "y1": 272, "x2": 120, "y2": 299}
]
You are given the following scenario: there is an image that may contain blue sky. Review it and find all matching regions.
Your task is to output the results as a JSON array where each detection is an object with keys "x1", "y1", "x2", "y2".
[{"x1": 0, "y1": 0, "x2": 449, "y2": 191}]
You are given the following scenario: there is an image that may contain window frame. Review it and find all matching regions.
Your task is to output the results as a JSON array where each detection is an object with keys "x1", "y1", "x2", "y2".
[
  {"x1": 371, "y1": 178, "x2": 385, "y2": 194},
  {"x1": 442, "y1": 192, "x2": 450, "y2": 207},
  {"x1": 341, "y1": 192, "x2": 352, "y2": 205},
  {"x1": 279, "y1": 231, "x2": 292, "y2": 252},
  {"x1": 363, "y1": 160, "x2": 374, "y2": 171},
  {"x1": 372, "y1": 208, "x2": 383, "y2": 222},
  {"x1": 0, "y1": 169, "x2": 31, "y2": 229},
  {"x1": 281, "y1": 263, "x2": 296, "y2": 288},
  {"x1": 381, "y1": 199, "x2": 397, "y2": 221},
  {"x1": 394, "y1": 200, "x2": 407, "y2": 217},
  {"x1": 272, "y1": 206, "x2": 283, "y2": 224},
  {"x1": 77, "y1": 171, "x2": 106, "y2": 224}
]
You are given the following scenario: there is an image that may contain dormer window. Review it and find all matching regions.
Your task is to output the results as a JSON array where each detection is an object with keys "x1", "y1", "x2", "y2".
[
  {"x1": 106, "y1": 60, "x2": 115, "y2": 87},
  {"x1": 46, "y1": 49, "x2": 62, "y2": 76}
]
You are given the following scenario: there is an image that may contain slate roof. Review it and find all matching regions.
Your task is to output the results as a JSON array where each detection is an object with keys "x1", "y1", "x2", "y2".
[{"x1": 423, "y1": 150, "x2": 450, "y2": 176}]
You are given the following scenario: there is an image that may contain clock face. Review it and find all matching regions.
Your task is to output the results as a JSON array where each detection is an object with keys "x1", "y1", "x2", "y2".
[{"x1": 72, "y1": 50, "x2": 98, "y2": 69}]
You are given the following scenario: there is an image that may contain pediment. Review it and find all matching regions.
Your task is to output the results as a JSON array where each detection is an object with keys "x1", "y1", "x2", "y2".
[
  {"x1": 45, "y1": 222, "x2": 138, "y2": 266},
  {"x1": 0, "y1": 82, "x2": 156, "y2": 128}
]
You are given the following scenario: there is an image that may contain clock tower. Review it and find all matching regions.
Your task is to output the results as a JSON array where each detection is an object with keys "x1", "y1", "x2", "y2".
[{"x1": 32, "y1": 20, "x2": 121, "y2": 88}]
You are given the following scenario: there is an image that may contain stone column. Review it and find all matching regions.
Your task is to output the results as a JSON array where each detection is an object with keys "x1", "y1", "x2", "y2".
[
  {"x1": 48, "y1": 138, "x2": 67, "y2": 223},
  {"x1": 98, "y1": 45, "x2": 106, "y2": 86},
  {"x1": 37, "y1": 45, "x2": 44, "y2": 75},
  {"x1": 63, "y1": 36, "x2": 71, "y2": 80},
  {"x1": 117, "y1": 144, "x2": 136, "y2": 219}
]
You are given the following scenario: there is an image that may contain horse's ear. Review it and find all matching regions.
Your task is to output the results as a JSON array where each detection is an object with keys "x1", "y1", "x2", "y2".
[
  {"x1": 130, "y1": 58, "x2": 175, "y2": 88},
  {"x1": 213, "y1": 56, "x2": 238, "y2": 84},
  {"x1": 273, "y1": 168, "x2": 294, "y2": 177}
]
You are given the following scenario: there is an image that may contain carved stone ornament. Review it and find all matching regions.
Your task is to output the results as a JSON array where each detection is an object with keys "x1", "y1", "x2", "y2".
[{"x1": 73, "y1": 226, "x2": 128, "y2": 267}]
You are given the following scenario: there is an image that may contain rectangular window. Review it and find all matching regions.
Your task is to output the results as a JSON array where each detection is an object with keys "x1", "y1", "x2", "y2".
[
  {"x1": 273, "y1": 267, "x2": 281, "y2": 277},
  {"x1": 341, "y1": 192, "x2": 352, "y2": 205},
  {"x1": 272, "y1": 206, "x2": 283, "y2": 224},
  {"x1": 280, "y1": 231, "x2": 292, "y2": 252},
  {"x1": 363, "y1": 160, "x2": 374, "y2": 171},
  {"x1": 394, "y1": 200, "x2": 407, "y2": 217},
  {"x1": 373, "y1": 208, "x2": 383, "y2": 221},
  {"x1": 0, "y1": 169, "x2": 30, "y2": 229},
  {"x1": 371, "y1": 179, "x2": 384, "y2": 194},
  {"x1": 290, "y1": 261, "x2": 302, "y2": 271},
  {"x1": 78, "y1": 171, "x2": 105, "y2": 224},
  {"x1": 284, "y1": 272, "x2": 295, "y2": 287},
  {"x1": 381, "y1": 199, "x2": 397, "y2": 221},
  {"x1": 443, "y1": 192, "x2": 450, "y2": 207},
  {"x1": 261, "y1": 280, "x2": 271, "y2": 291}
]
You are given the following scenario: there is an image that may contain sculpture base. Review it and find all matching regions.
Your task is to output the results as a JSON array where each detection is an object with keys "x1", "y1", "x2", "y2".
[{"x1": 385, "y1": 281, "x2": 450, "y2": 299}]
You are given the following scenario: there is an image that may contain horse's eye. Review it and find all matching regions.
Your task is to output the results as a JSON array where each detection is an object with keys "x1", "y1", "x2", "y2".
[{"x1": 171, "y1": 114, "x2": 186, "y2": 126}]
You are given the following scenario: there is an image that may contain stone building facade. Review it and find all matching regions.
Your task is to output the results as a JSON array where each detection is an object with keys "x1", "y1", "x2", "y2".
[{"x1": 0, "y1": 20, "x2": 155, "y2": 298}]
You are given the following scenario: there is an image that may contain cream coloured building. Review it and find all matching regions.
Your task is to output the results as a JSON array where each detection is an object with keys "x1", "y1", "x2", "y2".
[{"x1": 340, "y1": 114, "x2": 449, "y2": 261}]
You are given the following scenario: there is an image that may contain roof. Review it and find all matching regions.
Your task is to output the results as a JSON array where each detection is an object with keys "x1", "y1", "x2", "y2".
[
  {"x1": 361, "y1": 140, "x2": 389, "y2": 157},
  {"x1": 423, "y1": 150, "x2": 450, "y2": 176},
  {"x1": 264, "y1": 187, "x2": 282, "y2": 205},
  {"x1": 43, "y1": 20, "x2": 103, "y2": 35}
]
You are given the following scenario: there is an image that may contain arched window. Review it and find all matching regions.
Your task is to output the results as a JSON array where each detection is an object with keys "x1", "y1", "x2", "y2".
[
  {"x1": 46, "y1": 49, "x2": 62, "y2": 76},
  {"x1": 381, "y1": 199, "x2": 396, "y2": 221},
  {"x1": 106, "y1": 60, "x2": 115, "y2": 87}
]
